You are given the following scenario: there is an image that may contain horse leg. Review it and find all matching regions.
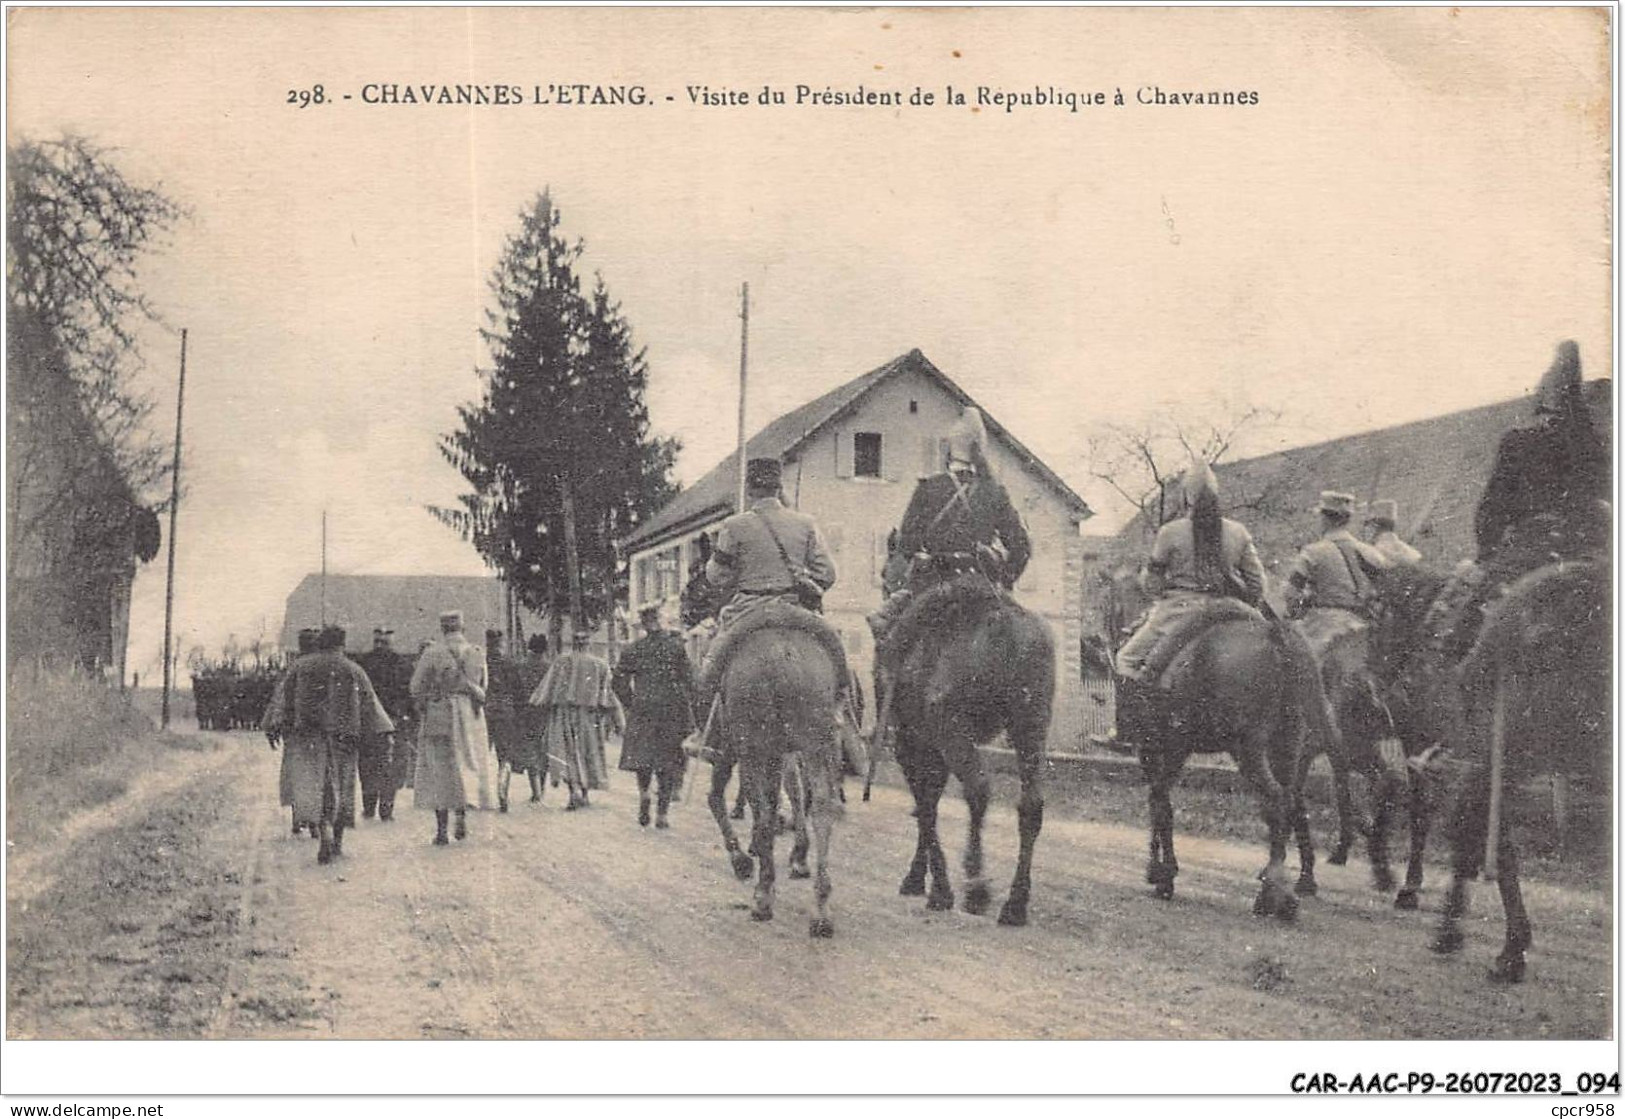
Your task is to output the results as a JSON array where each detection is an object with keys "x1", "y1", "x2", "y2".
[
  {"x1": 1145, "y1": 751, "x2": 1179, "y2": 899},
  {"x1": 947, "y1": 738, "x2": 993, "y2": 916},
  {"x1": 1237, "y1": 748, "x2": 1295, "y2": 921},
  {"x1": 1395, "y1": 774, "x2": 1429, "y2": 910},
  {"x1": 707, "y1": 756, "x2": 753, "y2": 881},
  {"x1": 895, "y1": 734, "x2": 930, "y2": 896},
  {"x1": 1325, "y1": 731, "x2": 1361, "y2": 867},
  {"x1": 1287, "y1": 737, "x2": 1317, "y2": 896},
  {"x1": 808, "y1": 742, "x2": 838, "y2": 939},
  {"x1": 1433, "y1": 768, "x2": 1489, "y2": 956},
  {"x1": 914, "y1": 762, "x2": 954, "y2": 911},
  {"x1": 787, "y1": 755, "x2": 812, "y2": 880},
  {"x1": 1489, "y1": 834, "x2": 1531, "y2": 983},
  {"x1": 1366, "y1": 764, "x2": 1399, "y2": 894},
  {"x1": 999, "y1": 719, "x2": 1047, "y2": 927},
  {"x1": 748, "y1": 754, "x2": 784, "y2": 922}
]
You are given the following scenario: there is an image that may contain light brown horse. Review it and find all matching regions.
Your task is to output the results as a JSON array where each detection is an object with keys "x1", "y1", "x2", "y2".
[
  {"x1": 1431, "y1": 560, "x2": 1610, "y2": 982},
  {"x1": 703, "y1": 608, "x2": 844, "y2": 937}
]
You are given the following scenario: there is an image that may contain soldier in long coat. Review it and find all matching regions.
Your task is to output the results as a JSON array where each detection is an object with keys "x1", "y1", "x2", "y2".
[
  {"x1": 263, "y1": 625, "x2": 395, "y2": 864},
  {"x1": 530, "y1": 630, "x2": 623, "y2": 810},
  {"x1": 613, "y1": 606, "x2": 698, "y2": 829},
  {"x1": 263, "y1": 627, "x2": 319, "y2": 836},
  {"x1": 356, "y1": 627, "x2": 411, "y2": 821},
  {"x1": 411, "y1": 610, "x2": 495, "y2": 844},
  {"x1": 485, "y1": 629, "x2": 545, "y2": 812}
]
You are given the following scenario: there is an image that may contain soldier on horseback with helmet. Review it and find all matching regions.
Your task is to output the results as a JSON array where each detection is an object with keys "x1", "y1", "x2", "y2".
[
  {"x1": 865, "y1": 406, "x2": 1032, "y2": 744},
  {"x1": 1111, "y1": 459, "x2": 1267, "y2": 747}
]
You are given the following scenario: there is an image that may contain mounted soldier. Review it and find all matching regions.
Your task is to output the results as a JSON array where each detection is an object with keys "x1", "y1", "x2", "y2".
[
  {"x1": 1424, "y1": 340, "x2": 1610, "y2": 663},
  {"x1": 1285, "y1": 490, "x2": 1392, "y2": 658},
  {"x1": 693, "y1": 456, "x2": 845, "y2": 761},
  {"x1": 1363, "y1": 500, "x2": 1423, "y2": 566},
  {"x1": 1112, "y1": 459, "x2": 1267, "y2": 741},
  {"x1": 866, "y1": 406, "x2": 1031, "y2": 746}
]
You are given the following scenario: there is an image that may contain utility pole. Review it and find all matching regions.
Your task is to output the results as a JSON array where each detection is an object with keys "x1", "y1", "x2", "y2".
[
  {"x1": 160, "y1": 330, "x2": 187, "y2": 729},
  {"x1": 736, "y1": 282, "x2": 750, "y2": 514},
  {"x1": 321, "y1": 509, "x2": 328, "y2": 625}
]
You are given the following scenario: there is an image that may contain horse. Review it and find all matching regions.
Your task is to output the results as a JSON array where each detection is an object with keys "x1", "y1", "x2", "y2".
[
  {"x1": 1104, "y1": 565, "x2": 1341, "y2": 913},
  {"x1": 1430, "y1": 559, "x2": 1610, "y2": 982},
  {"x1": 1128, "y1": 612, "x2": 1340, "y2": 919},
  {"x1": 883, "y1": 575, "x2": 1054, "y2": 926},
  {"x1": 702, "y1": 606, "x2": 845, "y2": 936}
]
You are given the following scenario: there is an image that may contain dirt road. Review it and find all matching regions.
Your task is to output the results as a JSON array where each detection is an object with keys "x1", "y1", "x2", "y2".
[{"x1": 7, "y1": 730, "x2": 1613, "y2": 1040}]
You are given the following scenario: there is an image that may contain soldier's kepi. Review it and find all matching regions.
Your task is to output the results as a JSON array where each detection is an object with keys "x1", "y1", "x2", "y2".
[{"x1": 692, "y1": 455, "x2": 844, "y2": 763}]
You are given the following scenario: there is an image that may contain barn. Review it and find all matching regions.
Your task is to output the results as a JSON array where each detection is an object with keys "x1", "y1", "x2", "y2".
[
  {"x1": 619, "y1": 348, "x2": 1095, "y2": 752},
  {"x1": 279, "y1": 574, "x2": 549, "y2": 657}
]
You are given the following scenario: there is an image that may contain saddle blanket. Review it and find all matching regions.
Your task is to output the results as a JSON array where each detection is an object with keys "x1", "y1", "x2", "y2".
[
  {"x1": 1114, "y1": 591, "x2": 1263, "y2": 687},
  {"x1": 1295, "y1": 606, "x2": 1369, "y2": 662}
]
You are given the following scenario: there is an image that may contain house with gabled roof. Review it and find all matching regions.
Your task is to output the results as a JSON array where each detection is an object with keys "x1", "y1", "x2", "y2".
[
  {"x1": 279, "y1": 574, "x2": 549, "y2": 658},
  {"x1": 620, "y1": 348, "x2": 1096, "y2": 752}
]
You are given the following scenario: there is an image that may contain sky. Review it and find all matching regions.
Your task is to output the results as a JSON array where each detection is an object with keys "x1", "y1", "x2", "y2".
[{"x1": 6, "y1": 6, "x2": 1611, "y2": 680}]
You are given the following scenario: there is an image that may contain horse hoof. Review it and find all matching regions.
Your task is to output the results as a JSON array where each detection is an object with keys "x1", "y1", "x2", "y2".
[
  {"x1": 1489, "y1": 954, "x2": 1527, "y2": 984},
  {"x1": 1394, "y1": 890, "x2": 1420, "y2": 911},
  {"x1": 1153, "y1": 881, "x2": 1175, "y2": 901},
  {"x1": 1275, "y1": 893, "x2": 1299, "y2": 923},
  {"x1": 730, "y1": 852, "x2": 755, "y2": 881},
  {"x1": 1372, "y1": 866, "x2": 1396, "y2": 894},
  {"x1": 808, "y1": 917, "x2": 835, "y2": 939},
  {"x1": 317, "y1": 844, "x2": 333, "y2": 866},
  {"x1": 1294, "y1": 876, "x2": 1318, "y2": 897},
  {"x1": 1252, "y1": 890, "x2": 1275, "y2": 918},
  {"x1": 729, "y1": 807, "x2": 746, "y2": 821},
  {"x1": 433, "y1": 834, "x2": 449, "y2": 847},
  {"x1": 963, "y1": 883, "x2": 992, "y2": 916},
  {"x1": 926, "y1": 891, "x2": 955, "y2": 912},
  {"x1": 789, "y1": 864, "x2": 811, "y2": 880},
  {"x1": 1431, "y1": 927, "x2": 1465, "y2": 955},
  {"x1": 750, "y1": 906, "x2": 774, "y2": 923},
  {"x1": 899, "y1": 873, "x2": 926, "y2": 897},
  {"x1": 1328, "y1": 846, "x2": 1350, "y2": 867},
  {"x1": 997, "y1": 900, "x2": 1029, "y2": 927}
]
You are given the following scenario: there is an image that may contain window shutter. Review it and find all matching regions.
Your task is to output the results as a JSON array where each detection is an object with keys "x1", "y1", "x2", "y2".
[
  {"x1": 835, "y1": 428, "x2": 853, "y2": 478},
  {"x1": 882, "y1": 433, "x2": 901, "y2": 482}
]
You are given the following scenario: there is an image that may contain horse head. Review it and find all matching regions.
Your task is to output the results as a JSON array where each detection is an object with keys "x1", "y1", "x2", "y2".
[{"x1": 1366, "y1": 562, "x2": 1449, "y2": 675}]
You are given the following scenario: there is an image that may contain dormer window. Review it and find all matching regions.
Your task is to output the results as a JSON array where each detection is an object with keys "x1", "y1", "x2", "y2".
[{"x1": 853, "y1": 432, "x2": 883, "y2": 478}]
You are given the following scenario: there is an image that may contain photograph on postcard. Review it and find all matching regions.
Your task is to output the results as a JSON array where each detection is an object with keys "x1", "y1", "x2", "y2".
[{"x1": 4, "y1": 5, "x2": 1614, "y2": 1053}]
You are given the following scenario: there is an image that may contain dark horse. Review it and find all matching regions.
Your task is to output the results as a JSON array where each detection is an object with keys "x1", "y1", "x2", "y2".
[
  {"x1": 1431, "y1": 560, "x2": 1610, "y2": 982},
  {"x1": 704, "y1": 606, "x2": 844, "y2": 936},
  {"x1": 884, "y1": 575, "x2": 1054, "y2": 926},
  {"x1": 1131, "y1": 615, "x2": 1340, "y2": 919}
]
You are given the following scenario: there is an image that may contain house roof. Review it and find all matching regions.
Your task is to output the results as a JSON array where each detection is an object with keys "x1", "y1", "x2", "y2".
[
  {"x1": 621, "y1": 348, "x2": 1092, "y2": 552},
  {"x1": 1117, "y1": 380, "x2": 1613, "y2": 570}
]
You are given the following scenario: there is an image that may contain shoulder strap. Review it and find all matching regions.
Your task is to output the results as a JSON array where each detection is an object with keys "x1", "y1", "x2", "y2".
[
  {"x1": 753, "y1": 509, "x2": 802, "y2": 585},
  {"x1": 925, "y1": 475, "x2": 972, "y2": 537},
  {"x1": 1331, "y1": 539, "x2": 1374, "y2": 599}
]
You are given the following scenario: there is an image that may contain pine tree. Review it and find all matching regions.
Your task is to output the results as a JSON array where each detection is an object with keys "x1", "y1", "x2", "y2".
[{"x1": 435, "y1": 190, "x2": 679, "y2": 639}]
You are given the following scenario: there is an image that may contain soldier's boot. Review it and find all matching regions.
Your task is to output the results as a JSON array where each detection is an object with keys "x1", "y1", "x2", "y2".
[
  {"x1": 528, "y1": 770, "x2": 544, "y2": 803},
  {"x1": 433, "y1": 809, "x2": 449, "y2": 846},
  {"x1": 498, "y1": 762, "x2": 512, "y2": 813},
  {"x1": 362, "y1": 792, "x2": 377, "y2": 820},
  {"x1": 378, "y1": 795, "x2": 394, "y2": 822},
  {"x1": 331, "y1": 822, "x2": 345, "y2": 857},
  {"x1": 453, "y1": 809, "x2": 468, "y2": 841},
  {"x1": 291, "y1": 813, "x2": 302, "y2": 837},
  {"x1": 697, "y1": 695, "x2": 725, "y2": 765}
]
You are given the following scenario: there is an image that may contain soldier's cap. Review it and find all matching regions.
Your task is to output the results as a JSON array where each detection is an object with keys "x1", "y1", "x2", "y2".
[
  {"x1": 1315, "y1": 491, "x2": 1357, "y2": 518},
  {"x1": 1182, "y1": 458, "x2": 1219, "y2": 505},
  {"x1": 745, "y1": 457, "x2": 782, "y2": 490},
  {"x1": 372, "y1": 627, "x2": 393, "y2": 639},
  {"x1": 317, "y1": 625, "x2": 346, "y2": 651},
  {"x1": 1364, "y1": 499, "x2": 1399, "y2": 527},
  {"x1": 439, "y1": 609, "x2": 464, "y2": 629},
  {"x1": 639, "y1": 605, "x2": 662, "y2": 623}
]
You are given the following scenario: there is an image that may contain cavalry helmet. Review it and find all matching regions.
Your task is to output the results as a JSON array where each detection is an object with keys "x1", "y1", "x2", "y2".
[
  {"x1": 1534, "y1": 340, "x2": 1583, "y2": 417},
  {"x1": 945, "y1": 406, "x2": 989, "y2": 466},
  {"x1": 1182, "y1": 458, "x2": 1219, "y2": 505}
]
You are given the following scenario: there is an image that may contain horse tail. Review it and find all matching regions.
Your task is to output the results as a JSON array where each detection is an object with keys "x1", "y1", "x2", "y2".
[{"x1": 1271, "y1": 617, "x2": 1341, "y2": 772}]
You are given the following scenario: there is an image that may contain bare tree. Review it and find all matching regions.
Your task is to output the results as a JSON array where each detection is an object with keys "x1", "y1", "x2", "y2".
[{"x1": 1086, "y1": 402, "x2": 1285, "y2": 537}]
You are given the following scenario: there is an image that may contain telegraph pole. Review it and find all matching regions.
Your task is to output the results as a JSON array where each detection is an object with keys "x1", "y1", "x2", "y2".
[
  {"x1": 321, "y1": 509, "x2": 328, "y2": 624},
  {"x1": 736, "y1": 282, "x2": 750, "y2": 514},
  {"x1": 159, "y1": 330, "x2": 187, "y2": 729}
]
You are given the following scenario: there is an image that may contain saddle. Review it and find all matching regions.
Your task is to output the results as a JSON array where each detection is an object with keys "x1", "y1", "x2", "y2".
[
  {"x1": 1135, "y1": 597, "x2": 1263, "y2": 690},
  {"x1": 697, "y1": 600, "x2": 850, "y2": 701},
  {"x1": 877, "y1": 572, "x2": 1007, "y2": 671}
]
